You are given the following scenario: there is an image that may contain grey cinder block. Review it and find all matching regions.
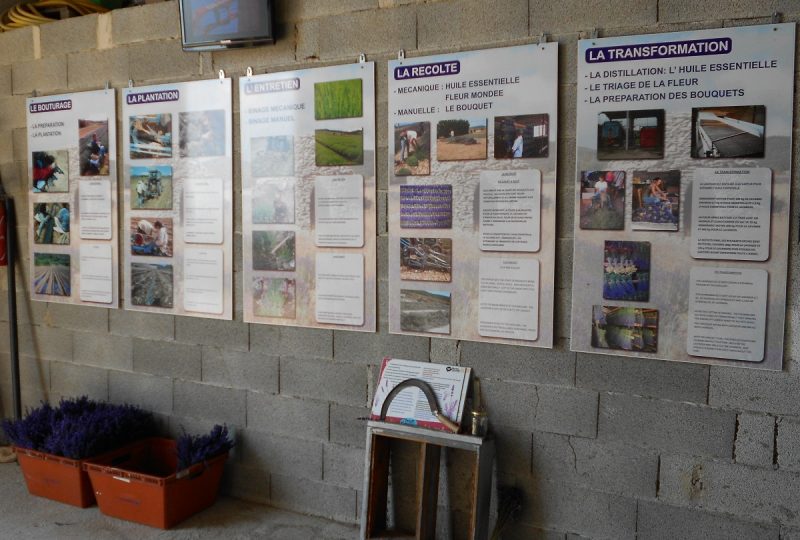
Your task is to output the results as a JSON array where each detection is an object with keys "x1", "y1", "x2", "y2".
[
  {"x1": 111, "y1": 1, "x2": 180, "y2": 45},
  {"x1": 133, "y1": 338, "x2": 201, "y2": 380},
  {"x1": 659, "y1": 454, "x2": 800, "y2": 526},
  {"x1": 74, "y1": 333, "x2": 132, "y2": 371},
  {"x1": 598, "y1": 393, "x2": 735, "y2": 458},
  {"x1": 636, "y1": 500, "x2": 779, "y2": 540},
  {"x1": 50, "y1": 361, "x2": 108, "y2": 401},
  {"x1": 271, "y1": 473, "x2": 358, "y2": 524},
  {"x1": 12, "y1": 57, "x2": 68, "y2": 96},
  {"x1": 202, "y1": 347, "x2": 279, "y2": 393},
  {"x1": 108, "y1": 369, "x2": 172, "y2": 414},
  {"x1": 418, "y1": 0, "x2": 528, "y2": 51},
  {"x1": 323, "y1": 442, "x2": 365, "y2": 490},
  {"x1": 734, "y1": 412, "x2": 775, "y2": 468},
  {"x1": 247, "y1": 390, "x2": 329, "y2": 440},
  {"x1": 173, "y1": 379, "x2": 246, "y2": 426},
  {"x1": 281, "y1": 357, "x2": 367, "y2": 406},
  {"x1": 462, "y1": 340, "x2": 575, "y2": 386},
  {"x1": 40, "y1": 14, "x2": 98, "y2": 57},
  {"x1": 175, "y1": 317, "x2": 249, "y2": 352},
  {"x1": 334, "y1": 328, "x2": 429, "y2": 365},
  {"x1": 577, "y1": 352, "x2": 709, "y2": 403}
]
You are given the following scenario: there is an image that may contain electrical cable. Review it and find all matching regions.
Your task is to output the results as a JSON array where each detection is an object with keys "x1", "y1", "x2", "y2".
[{"x1": 0, "y1": 0, "x2": 108, "y2": 32}]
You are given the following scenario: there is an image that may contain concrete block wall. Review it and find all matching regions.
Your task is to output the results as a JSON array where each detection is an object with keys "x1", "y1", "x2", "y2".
[{"x1": 0, "y1": 0, "x2": 799, "y2": 537}]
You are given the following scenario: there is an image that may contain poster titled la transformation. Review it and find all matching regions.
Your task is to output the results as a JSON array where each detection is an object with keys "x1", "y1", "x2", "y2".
[
  {"x1": 122, "y1": 78, "x2": 234, "y2": 319},
  {"x1": 239, "y1": 62, "x2": 377, "y2": 331},
  {"x1": 27, "y1": 89, "x2": 119, "y2": 307},
  {"x1": 387, "y1": 43, "x2": 558, "y2": 347},
  {"x1": 571, "y1": 23, "x2": 795, "y2": 370}
]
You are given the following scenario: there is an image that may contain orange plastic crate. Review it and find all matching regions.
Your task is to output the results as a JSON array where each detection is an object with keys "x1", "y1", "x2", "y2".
[
  {"x1": 83, "y1": 438, "x2": 228, "y2": 529},
  {"x1": 15, "y1": 447, "x2": 97, "y2": 507}
]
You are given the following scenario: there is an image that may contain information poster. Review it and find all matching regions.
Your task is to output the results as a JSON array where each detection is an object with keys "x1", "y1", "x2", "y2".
[
  {"x1": 240, "y1": 62, "x2": 376, "y2": 331},
  {"x1": 571, "y1": 24, "x2": 794, "y2": 370},
  {"x1": 122, "y1": 79, "x2": 233, "y2": 319},
  {"x1": 387, "y1": 43, "x2": 558, "y2": 347},
  {"x1": 27, "y1": 89, "x2": 118, "y2": 307}
]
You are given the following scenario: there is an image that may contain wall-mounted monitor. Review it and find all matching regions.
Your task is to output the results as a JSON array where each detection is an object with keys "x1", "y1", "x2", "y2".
[{"x1": 179, "y1": 0, "x2": 275, "y2": 51}]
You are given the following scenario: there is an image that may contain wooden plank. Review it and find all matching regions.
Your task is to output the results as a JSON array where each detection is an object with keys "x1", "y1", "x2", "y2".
[
  {"x1": 365, "y1": 434, "x2": 391, "y2": 537},
  {"x1": 415, "y1": 442, "x2": 441, "y2": 540}
]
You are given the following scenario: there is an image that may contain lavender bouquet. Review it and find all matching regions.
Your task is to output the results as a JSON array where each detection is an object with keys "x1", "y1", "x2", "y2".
[
  {"x1": 2, "y1": 396, "x2": 156, "y2": 460},
  {"x1": 175, "y1": 425, "x2": 234, "y2": 471}
]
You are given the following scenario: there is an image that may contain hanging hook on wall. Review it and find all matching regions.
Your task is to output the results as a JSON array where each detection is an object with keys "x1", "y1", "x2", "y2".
[
  {"x1": 246, "y1": 66, "x2": 253, "y2": 78},
  {"x1": 358, "y1": 53, "x2": 367, "y2": 64},
  {"x1": 538, "y1": 33, "x2": 548, "y2": 45},
  {"x1": 219, "y1": 69, "x2": 225, "y2": 82},
  {"x1": 772, "y1": 12, "x2": 782, "y2": 24},
  {"x1": 128, "y1": 79, "x2": 134, "y2": 88},
  {"x1": 397, "y1": 49, "x2": 405, "y2": 61}
]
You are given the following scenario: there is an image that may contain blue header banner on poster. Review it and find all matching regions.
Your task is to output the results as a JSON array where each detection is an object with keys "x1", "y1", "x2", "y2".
[
  {"x1": 394, "y1": 60, "x2": 460, "y2": 80},
  {"x1": 585, "y1": 37, "x2": 732, "y2": 63}
]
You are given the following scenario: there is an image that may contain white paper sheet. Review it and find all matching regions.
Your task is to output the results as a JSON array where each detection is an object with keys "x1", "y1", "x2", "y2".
[
  {"x1": 478, "y1": 257, "x2": 539, "y2": 341},
  {"x1": 315, "y1": 252, "x2": 364, "y2": 325},
  {"x1": 691, "y1": 168, "x2": 772, "y2": 261},
  {"x1": 687, "y1": 267, "x2": 768, "y2": 362},
  {"x1": 79, "y1": 179, "x2": 112, "y2": 240},
  {"x1": 480, "y1": 169, "x2": 541, "y2": 252},
  {"x1": 79, "y1": 244, "x2": 113, "y2": 303},
  {"x1": 183, "y1": 248, "x2": 223, "y2": 314},
  {"x1": 184, "y1": 177, "x2": 224, "y2": 244},
  {"x1": 315, "y1": 175, "x2": 364, "y2": 247}
]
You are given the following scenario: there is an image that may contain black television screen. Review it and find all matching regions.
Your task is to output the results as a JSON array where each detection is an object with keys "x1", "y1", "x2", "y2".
[{"x1": 179, "y1": 0, "x2": 274, "y2": 51}]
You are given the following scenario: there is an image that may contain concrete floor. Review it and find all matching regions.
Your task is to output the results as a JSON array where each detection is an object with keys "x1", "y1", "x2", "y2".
[{"x1": 0, "y1": 462, "x2": 358, "y2": 539}]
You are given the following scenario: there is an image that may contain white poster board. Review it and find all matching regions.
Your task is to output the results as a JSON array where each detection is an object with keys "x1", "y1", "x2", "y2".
[
  {"x1": 387, "y1": 43, "x2": 558, "y2": 347},
  {"x1": 27, "y1": 89, "x2": 118, "y2": 307},
  {"x1": 122, "y1": 79, "x2": 233, "y2": 319},
  {"x1": 239, "y1": 62, "x2": 376, "y2": 331},
  {"x1": 571, "y1": 23, "x2": 794, "y2": 370}
]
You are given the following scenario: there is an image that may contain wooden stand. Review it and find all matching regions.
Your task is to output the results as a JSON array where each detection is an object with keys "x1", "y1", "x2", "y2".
[{"x1": 360, "y1": 421, "x2": 494, "y2": 540}]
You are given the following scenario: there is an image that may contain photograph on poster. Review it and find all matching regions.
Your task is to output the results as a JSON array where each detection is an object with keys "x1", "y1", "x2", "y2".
[
  {"x1": 33, "y1": 203, "x2": 70, "y2": 245},
  {"x1": 400, "y1": 238, "x2": 452, "y2": 282},
  {"x1": 131, "y1": 165, "x2": 173, "y2": 209},
  {"x1": 31, "y1": 150, "x2": 69, "y2": 193},
  {"x1": 591, "y1": 305, "x2": 658, "y2": 352},
  {"x1": 603, "y1": 241, "x2": 650, "y2": 301},
  {"x1": 691, "y1": 105, "x2": 766, "y2": 159},
  {"x1": 436, "y1": 118, "x2": 487, "y2": 161},
  {"x1": 494, "y1": 114, "x2": 550, "y2": 159},
  {"x1": 130, "y1": 217, "x2": 172, "y2": 257},
  {"x1": 314, "y1": 78, "x2": 363, "y2": 120},
  {"x1": 400, "y1": 289, "x2": 451, "y2": 334},
  {"x1": 33, "y1": 253, "x2": 70, "y2": 296},
  {"x1": 251, "y1": 136, "x2": 294, "y2": 177},
  {"x1": 130, "y1": 114, "x2": 172, "y2": 159},
  {"x1": 631, "y1": 170, "x2": 680, "y2": 231},
  {"x1": 252, "y1": 230, "x2": 295, "y2": 271},
  {"x1": 400, "y1": 184, "x2": 452, "y2": 229},
  {"x1": 179, "y1": 110, "x2": 226, "y2": 157},
  {"x1": 253, "y1": 178, "x2": 295, "y2": 224},
  {"x1": 79, "y1": 120, "x2": 109, "y2": 176},
  {"x1": 253, "y1": 276, "x2": 296, "y2": 318},
  {"x1": 315, "y1": 128, "x2": 364, "y2": 166},
  {"x1": 597, "y1": 109, "x2": 664, "y2": 160},
  {"x1": 579, "y1": 170, "x2": 625, "y2": 230},
  {"x1": 130, "y1": 262, "x2": 173, "y2": 308},
  {"x1": 394, "y1": 122, "x2": 431, "y2": 175}
]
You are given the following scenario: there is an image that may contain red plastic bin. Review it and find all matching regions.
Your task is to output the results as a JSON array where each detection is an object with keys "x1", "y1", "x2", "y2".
[
  {"x1": 15, "y1": 447, "x2": 97, "y2": 507},
  {"x1": 83, "y1": 438, "x2": 228, "y2": 529}
]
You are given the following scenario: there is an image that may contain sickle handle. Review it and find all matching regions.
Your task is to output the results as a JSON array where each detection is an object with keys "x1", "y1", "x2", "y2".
[{"x1": 435, "y1": 412, "x2": 460, "y2": 433}]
